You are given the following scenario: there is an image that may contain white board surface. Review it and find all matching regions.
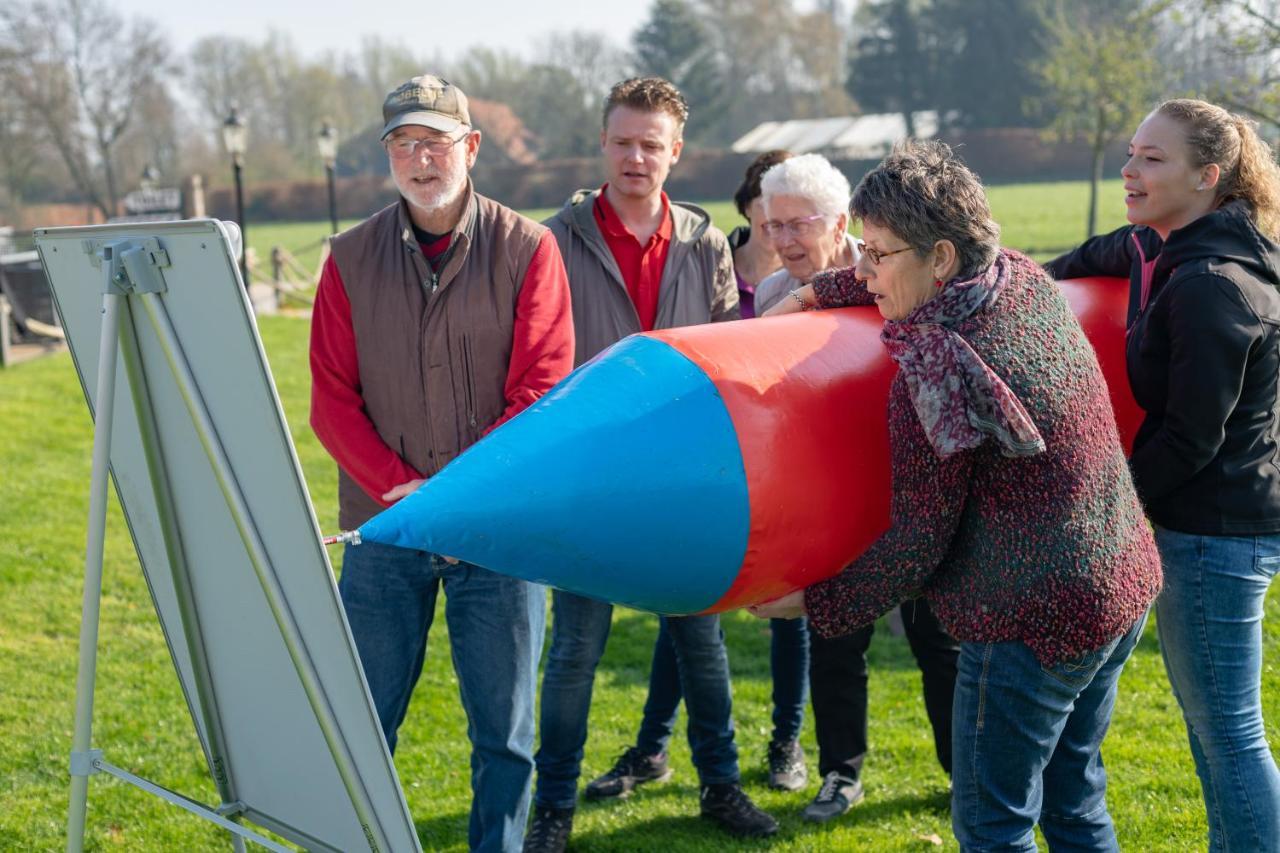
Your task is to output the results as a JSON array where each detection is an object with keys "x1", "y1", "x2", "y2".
[{"x1": 35, "y1": 220, "x2": 421, "y2": 852}]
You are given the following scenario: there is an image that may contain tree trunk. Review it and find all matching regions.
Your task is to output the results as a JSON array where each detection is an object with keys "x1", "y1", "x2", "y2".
[
  {"x1": 99, "y1": 140, "x2": 119, "y2": 220},
  {"x1": 904, "y1": 110, "x2": 917, "y2": 139},
  {"x1": 1087, "y1": 124, "x2": 1106, "y2": 239}
]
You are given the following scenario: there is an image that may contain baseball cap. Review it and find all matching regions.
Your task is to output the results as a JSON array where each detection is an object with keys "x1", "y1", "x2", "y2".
[{"x1": 380, "y1": 75, "x2": 471, "y2": 139}]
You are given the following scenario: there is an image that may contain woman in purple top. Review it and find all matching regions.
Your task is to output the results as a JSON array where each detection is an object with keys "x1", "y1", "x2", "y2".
[
  {"x1": 755, "y1": 140, "x2": 1161, "y2": 851},
  {"x1": 726, "y1": 150, "x2": 791, "y2": 318}
]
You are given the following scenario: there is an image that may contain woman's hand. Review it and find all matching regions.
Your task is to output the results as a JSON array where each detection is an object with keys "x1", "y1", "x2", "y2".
[
  {"x1": 747, "y1": 589, "x2": 806, "y2": 619},
  {"x1": 761, "y1": 284, "x2": 817, "y2": 317}
]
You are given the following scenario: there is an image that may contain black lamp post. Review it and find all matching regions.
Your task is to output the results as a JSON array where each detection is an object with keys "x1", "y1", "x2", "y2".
[
  {"x1": 221, "y1": 107, "x2": 249, "y2": 287},
  {"x1": 316, "y1": 120, "x2": 340, "y2": 236},
  {"x1": 139, "y1": 163, "x2": 160, "y2": 192}
]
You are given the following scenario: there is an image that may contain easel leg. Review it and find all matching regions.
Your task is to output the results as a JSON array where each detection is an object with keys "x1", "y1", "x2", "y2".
[{"x1": 66, "y1": 293, "x2": 122, "y2": 853}]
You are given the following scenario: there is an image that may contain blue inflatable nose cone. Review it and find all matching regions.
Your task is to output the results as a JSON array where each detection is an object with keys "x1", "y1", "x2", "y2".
[{"x1": 358, "y1": 336, "x2": 750, "y2": 614}]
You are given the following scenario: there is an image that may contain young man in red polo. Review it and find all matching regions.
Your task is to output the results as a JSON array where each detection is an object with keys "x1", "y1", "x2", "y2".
[{"x1": 524, "y1": 77, "x2": 777, "y2": 853}]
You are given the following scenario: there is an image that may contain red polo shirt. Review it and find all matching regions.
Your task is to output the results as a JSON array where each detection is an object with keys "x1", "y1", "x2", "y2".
[{"x1": 593, "y1": 185, "x2": 672, "y2": 332}]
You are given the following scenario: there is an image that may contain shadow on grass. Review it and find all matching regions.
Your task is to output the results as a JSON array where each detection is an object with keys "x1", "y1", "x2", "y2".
[
  {"x1": 592, "y1": 606, "x2": 933, "y2": 689},
  {"x1": 574, "y1": 785, "x2": 951, "y2": 849},
  {"x1": 415, "y1": 811, "x2": 470, "y2": 848}
]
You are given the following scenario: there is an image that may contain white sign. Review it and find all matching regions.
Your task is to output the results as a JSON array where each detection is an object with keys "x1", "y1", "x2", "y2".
[{"x1": 122, "y1": 187, "x2": 182, "y2": 215}]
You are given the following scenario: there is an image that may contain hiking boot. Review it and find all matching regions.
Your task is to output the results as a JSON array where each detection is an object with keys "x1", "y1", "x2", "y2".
[
  {"x1": 522, "y1": 804, "x2": 574, "y2": 853},
  {"x1": 766, "y1": 738, "x2": 808, "y2": 791},
  {"x1": 699, "y1": 782, "x2": 780, "y2": 838},
  {"x1": 583, "y1": 746, "x2": 672, "y2": 800},
  {"x1": 802, "y1": 771, "x2": 864, "y2": 823}
]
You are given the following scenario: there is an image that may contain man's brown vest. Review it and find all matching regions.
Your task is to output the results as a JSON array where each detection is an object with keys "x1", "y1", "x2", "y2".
[{"x1": 329, "y1": 186, "x2": 546, "y2": 528}]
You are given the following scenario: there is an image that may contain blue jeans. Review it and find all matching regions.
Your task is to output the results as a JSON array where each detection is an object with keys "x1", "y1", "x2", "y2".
[
  {"x1": 339, "y1": 542, "x2": 545, "y2": 853},
  {"x1": 642, "y1": 616, "x2": 809, "y2": 744},
  {"x1": 951, "y1": 613, "x2": 1147, "y2": 852},
  {"x1": 534, "y1": 591, "x2": 739, "y2": 809},
  {"x1": 1154, "y1": 526, "x2": 1280, "y2": 853}
]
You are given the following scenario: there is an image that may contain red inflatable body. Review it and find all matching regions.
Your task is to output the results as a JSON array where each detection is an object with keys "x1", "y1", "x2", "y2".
[
  {"x1": 652, "y1": 275, "x2": 1140, "y2": 612},
  {"x1": 359, "y1": 276, "x2": 1140, "y2": 615}
]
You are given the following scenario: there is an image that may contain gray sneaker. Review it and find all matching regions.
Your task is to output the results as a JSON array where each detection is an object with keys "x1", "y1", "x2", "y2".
[
  {"x1": 802, "y1": 771, "x2": 864, "y2": 822},
  {"x1": 584, "y1": 746, "x2": 672, "y2": 800},
  {"x1": 766, "y1": 739, "x2": 808, "y2": 791}
]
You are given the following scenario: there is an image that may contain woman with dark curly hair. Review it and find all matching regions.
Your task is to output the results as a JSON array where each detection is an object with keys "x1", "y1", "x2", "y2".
[
  {"x1": 1049, "y1": 99, "x2": 1280, "y2": 852},
  {"x1": 755, "y1": 140, "x2": 1161, "y2": 850}
]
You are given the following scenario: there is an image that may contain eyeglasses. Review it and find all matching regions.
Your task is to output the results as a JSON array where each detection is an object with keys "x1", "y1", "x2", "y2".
[
  {"x1": 856, "y1": 241, "x2": 914, "y2": 265},
  {"x1": 761, "y1": 213, "x2": 828, "y2": 238},
  {"x1": 384, "y1": 131, "x2": 469, "y2": 160}
]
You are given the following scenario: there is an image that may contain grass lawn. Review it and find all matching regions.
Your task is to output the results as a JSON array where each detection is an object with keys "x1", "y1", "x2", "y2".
[
  {"x1": 1, "y1": 177, "x2": 1275, "y2": 850},
  {"x1": 247, "y1": 178, "x2": 1131, "y2": 277}
]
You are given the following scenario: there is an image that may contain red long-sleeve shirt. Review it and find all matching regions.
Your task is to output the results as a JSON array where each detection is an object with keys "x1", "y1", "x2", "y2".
[{"x1": 309, "y1": 229, "x2": 574, "y2": 506}]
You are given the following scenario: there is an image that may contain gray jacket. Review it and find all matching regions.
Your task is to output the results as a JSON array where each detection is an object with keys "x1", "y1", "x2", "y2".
[
  {"x1": 755, "y1": 233, "x2": 862, "y2": 315},
  {"x1": 546, "y1": 188, "x2": 739, "y2": 365}
]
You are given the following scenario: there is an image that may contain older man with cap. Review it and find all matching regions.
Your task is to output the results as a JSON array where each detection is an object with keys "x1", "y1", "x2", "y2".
[{"x1": 309, "y1": 75, "x2": 574, "y2": 851}]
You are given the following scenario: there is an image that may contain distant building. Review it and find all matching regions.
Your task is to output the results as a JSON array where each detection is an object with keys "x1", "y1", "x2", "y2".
[{"x1": 732, "y1": 112, "x2": 941, "y2": 159}]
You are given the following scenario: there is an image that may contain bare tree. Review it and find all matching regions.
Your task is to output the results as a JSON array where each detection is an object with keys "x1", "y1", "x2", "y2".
[
  {"x1": 184, "y1": 31, "x2": 375, "y2": 184},
  {"x1": 1194, "y1": 0, "x2": 1280, "y2": 125},
  {"x1": 354, "y1": 35, "x2": 432, "y2": 104},
  {"x1": 0, "y1": 82, "x2": 49, "y2": 214},
  {"x1": 533, "y1": 30, "x2": 630, "y2": 110},
  {"x1": 0, "y1": 0, "x2": 170, "y2": 218},
  {"x1": 1036, "y1": 0, "x2": 1167, "y2": 237}
]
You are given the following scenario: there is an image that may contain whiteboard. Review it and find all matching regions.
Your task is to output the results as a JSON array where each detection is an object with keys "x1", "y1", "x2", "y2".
[{"x1": 35, "y1": 220, "x2": 421, "y2": 852}]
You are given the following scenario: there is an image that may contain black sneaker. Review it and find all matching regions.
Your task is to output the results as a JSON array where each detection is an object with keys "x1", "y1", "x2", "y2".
[
  {"x1": 766, "y1": 738, "x2": 808, "y2": 791},
  {"x1": 583, "y1": 746, "x2": 673, "y2": 800},
  {"x1": 699, "y1": 782, "x2": 780, "y2": 838},
  {"x1": 802, "y1": 771, "x2": 864, "y2": 823},
  {"x1": 523, "y1": 804, "x2": 574, "y2": 853}
]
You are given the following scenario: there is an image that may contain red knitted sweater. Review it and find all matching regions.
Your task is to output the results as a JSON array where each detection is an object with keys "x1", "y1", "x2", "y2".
[{"x1": 804, "y1": 251, "x2": 1161, "y2": 665}]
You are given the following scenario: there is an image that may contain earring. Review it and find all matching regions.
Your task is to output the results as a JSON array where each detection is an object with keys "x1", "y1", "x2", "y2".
[{"x1": 934, "y1": 279, "x2": 944, "y2": 288}]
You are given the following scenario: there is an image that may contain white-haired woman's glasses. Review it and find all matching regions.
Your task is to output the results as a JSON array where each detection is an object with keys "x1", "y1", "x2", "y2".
[{"x1": 761, "y1": 213, "x2": 828, "y2": 238}]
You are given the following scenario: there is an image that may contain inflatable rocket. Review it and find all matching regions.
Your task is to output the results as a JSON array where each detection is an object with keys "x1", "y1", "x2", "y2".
[{"x1": 356, "y1": 277, "x2": 1141, "y2": 615}]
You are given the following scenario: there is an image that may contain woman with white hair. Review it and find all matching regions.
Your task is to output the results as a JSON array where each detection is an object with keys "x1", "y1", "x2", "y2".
[
  {"x1": 754, "y1": 153, "x2": 858, "y2": 314},
  {"x1": 755, "y1": 153, "x2": 960, "y2": 823}
]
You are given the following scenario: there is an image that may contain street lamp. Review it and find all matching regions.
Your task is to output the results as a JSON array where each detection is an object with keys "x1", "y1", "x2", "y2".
[
  {"x1": 222, "y1": 106, "x2": 249, "y2": 287},
  {"x1": 316, "y1": 120, "x2": 340, "y2": 236},
  {"x1": 139, "y1": 163, "x2": 160, "y2": 191}
]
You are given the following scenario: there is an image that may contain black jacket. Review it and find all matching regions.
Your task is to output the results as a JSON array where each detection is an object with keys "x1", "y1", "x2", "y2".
[{"x1": 1048, "y1": 202, "x2": 1280, "y2": 535}]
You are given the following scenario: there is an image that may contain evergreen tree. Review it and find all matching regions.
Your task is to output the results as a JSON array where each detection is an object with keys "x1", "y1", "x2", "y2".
[
  {"x1": 631, "y1": 0, "x2": 727, "y2": 141},
  {"x1": 847, "y1": 0, "x2": 942, "y2": 136},
  {"x1": 934, "y1": 0, "x2": 1051, "y2": 128}
]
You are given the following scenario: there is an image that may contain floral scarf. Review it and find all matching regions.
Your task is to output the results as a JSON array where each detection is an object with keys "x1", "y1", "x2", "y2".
[{"x1": 880, "y1": 250, "x2": 1045, "y2": 458}]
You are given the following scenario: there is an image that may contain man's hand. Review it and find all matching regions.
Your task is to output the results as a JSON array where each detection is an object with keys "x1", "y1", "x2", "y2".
[
  {"x1": 381, "y1": 479, "x2": 457, "y2": 563},
  {"x1": 381, "y1": 479, "x2": 425, "y2": 503},
  {"x1": 747, "y1": 589, "x2": 806, "y2": 620}
]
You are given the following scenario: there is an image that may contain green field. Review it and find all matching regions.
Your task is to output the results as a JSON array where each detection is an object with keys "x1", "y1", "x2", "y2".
[
  {"x1": 247, "y1": 178, "x2": 1131, "y2": 279},
  {"x1": 2, "y1": 178, "x2": 1275, "y2": 851}
]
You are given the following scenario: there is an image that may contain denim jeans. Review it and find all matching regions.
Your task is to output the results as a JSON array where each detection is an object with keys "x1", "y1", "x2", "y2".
[
  {"x1": 642, "y1": 616, "x2": 810, "y2": 744},
  {"x1": 534, "y1": 591, "x2": 739, "y2": 809},
  {"x1": 951, "y1": 612, "x2": 1147, "y2": 852},
  {"x1": 811, "y1": 598, "x2": 957, "y2": 779},
  {"x1": 1154, "y1": 526, "x2": 1280, "y2": 853},
  {"x1": 634, "y1": 614, "x2": 739, "y2": 780},
  {"x1": 339, "y1": 541, "x2": 545, "y2": 852}
]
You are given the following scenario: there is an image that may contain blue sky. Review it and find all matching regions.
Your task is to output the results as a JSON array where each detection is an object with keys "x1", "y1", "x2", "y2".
[{"x1": 121, "y1": 0, "x2": 653, "y2": 59}]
